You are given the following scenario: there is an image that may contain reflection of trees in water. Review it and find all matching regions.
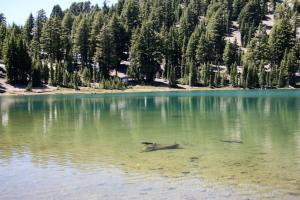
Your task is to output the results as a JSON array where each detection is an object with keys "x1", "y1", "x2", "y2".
[{"x1": 0, "y1": 93, "x2": 299, "y2": 168}]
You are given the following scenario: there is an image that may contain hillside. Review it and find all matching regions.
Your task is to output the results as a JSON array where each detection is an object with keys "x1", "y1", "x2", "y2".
[{"x1": 0, "y1": 0, "x2": 299, "y2": 93}]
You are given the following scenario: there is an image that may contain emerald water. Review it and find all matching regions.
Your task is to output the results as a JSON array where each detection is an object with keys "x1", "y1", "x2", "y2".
[{"x1": 1, "y1": 90, "x2": 300, "y2": 199}]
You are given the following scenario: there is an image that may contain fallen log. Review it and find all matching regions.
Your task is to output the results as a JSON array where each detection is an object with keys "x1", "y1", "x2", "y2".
[
  {"x1": 141, "y1": 142, "x2": 180, "y2": 152},
  {"x1": 220, "y1": 140, "x2": 243, "y2": 144}
]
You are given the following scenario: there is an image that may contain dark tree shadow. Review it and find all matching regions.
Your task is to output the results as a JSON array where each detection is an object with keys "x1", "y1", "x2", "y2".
[
  {"x1": 128, "y1": 80, "x2": 185, "y2": 89},
  {"x1": 0, "y1": 83, "x2": 6, "y2": 93}
]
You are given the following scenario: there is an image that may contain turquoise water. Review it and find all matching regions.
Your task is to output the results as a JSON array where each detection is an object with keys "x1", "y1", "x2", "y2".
[{"x1": 0, "y1": 90, "x2": 300, "y2": 199}]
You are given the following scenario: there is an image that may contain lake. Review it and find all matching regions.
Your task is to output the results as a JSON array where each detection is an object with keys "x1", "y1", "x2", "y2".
[{"x1": 0, "y1": 90, "x2": 300, "y2": 199}]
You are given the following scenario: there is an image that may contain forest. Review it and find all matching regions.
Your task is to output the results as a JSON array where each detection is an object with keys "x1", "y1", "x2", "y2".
[{"x1": 0, "y1": 0, "x2": 299, "y2": 90}]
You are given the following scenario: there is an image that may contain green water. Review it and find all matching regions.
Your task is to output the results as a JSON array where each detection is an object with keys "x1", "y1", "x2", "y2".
[{"x1": 0, "y1": 90, "x2": 300, "y2": 199}]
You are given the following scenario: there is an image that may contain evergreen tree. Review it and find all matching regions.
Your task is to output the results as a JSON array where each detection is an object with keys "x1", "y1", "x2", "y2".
[
  {"x1": 223, "y1": 40, "x2": 238, "y2": 74},
  {"x1": 42, "y1": 61, "x2": 49, "y2": 83},
  {"x1": 34, "y1": 9, "x2": 47, "y2": 39},
  {"x1": 40, "y1": 17, "x2": 62, "y2": 61},
  {"x1": 50, "y1": 5, "x2": 64, "y2": 20},
  {"x1": 244, "y1": 24, "x2": 269, "y2": 66},
  {"x1": 129, "y1": 21, "x2": 162, "y2": 82},
  {"x1": 32, "y1": 59, "x2": 42, "y2": 86},
  {"x1": 89, "y1": 11, "x2": 105, "y2": 61},
  {"x1": 232, "y1": 0, "x2": 246, "y2": 20},
  {"x1": 0, "y1": 15, "x2": 6, "y2": 59},
  {"x1": 238, "y1": 0, "x2": 262, "y2": 46},
  {"x1": 23, "y1": 13, "x2": 34, "y2": 44},
  {"x1": 180, "y1": 3, "x2": 198, "y2": 41},
  {"x1": 3, "y1": 32, "x2": 31, "y2": 84},
  {"x1": 259, "y1": 62, "x2": 266, "y2": 88},
  {"x1": 269, "y1": 17, "x2": 294, "y2": 67},
  {"x1": 196, "y1": 34, "x2": 212, "y2": 65},
  {"x1": 245, "y1": 63, "x2": 259, "y2": 88},
  {"x1": 230, "y1": 62, "x2": 238, "y2": 87},
  {"x1": 109, "y1": 14, "x2": 126, "y2": 62},
  {"x1": 206, "y1": 7, "x2": 226, "y2": 63},
  {"x1": 200, "y1": 63, "x2": 211, "y2": 86},
  {"x1": 0, "y1": 13, "x2": 6, "y2": 25},
  {"x1": 121, "y1": 0, "x2": 140, "y2": 33},
  {"x1": 165, "y1": 27, "x2": 181, "y2": 86},
  {"x1": 94, "y1": 24, "x2": 117, "y2": 79},
  {"x1": 184, "y1": 25, "x2": 203, "y2": 84},
  {"x1": 61, "y1": 11, "x2": 74, "y2": 63},
  {"x1": 30, "y1": 9, "x2": 47, "y2": 59},
  {"x1": 278, "y1": 49, "x2": 298, "y2": 87},
  {"x1": 74, "y1": 16, "x2": 90, "y2": 66}
]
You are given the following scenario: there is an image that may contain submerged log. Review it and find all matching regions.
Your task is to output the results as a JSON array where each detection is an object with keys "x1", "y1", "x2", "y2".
[
  {"x1": 220, "y1": 140, "x2": 243, "y2": 144},
  {"x1": 141, "y1": 142, "x2": 180, "y2": 152}
]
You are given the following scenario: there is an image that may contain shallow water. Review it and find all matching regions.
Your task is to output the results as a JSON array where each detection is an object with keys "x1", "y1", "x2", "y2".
[{"x1": 0, "y1": 90, "x2": 300, "y2": 199}]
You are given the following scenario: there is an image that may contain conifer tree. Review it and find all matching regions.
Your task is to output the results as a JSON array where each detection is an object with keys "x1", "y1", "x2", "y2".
[
  {"x1": 223, "y1": 41, "x2": 238, "y2": 74},
  {"x1": 94, "y1": 24, "x2": 117, "y2": 79},
  {"x1": 61, "y1": 11, "x2": 74, "y2": 63},
  {"x1": 230, "y1": 62, "x2": 238, "y2": 87},
  {"x1": 121, "y1": 0, "x2": 140, "y2": 33},
  {"x1": 40, "y1": 17, "x2": 62, "y2": 62},
  {"x1": 165, "y1": 27, "x2": 181, "y2": 86},
  {"x1": 32, "y1": 59, "x2": 42, "y2": 86},
  {"x1": 238, "y1": 0, "x2": 262, "y2": 46},
  {"x1": 50, "y1": 5, "x2": 64, "y2": 20},
  {"x1": 259, "y1": 62, "x2": 266, "y2": 88},
  {"x1": 74, "y1": 16, "x2": 90, "y2": 66},
  {"x1": 23, "y1": 14, "x2": 34, "y2": 44},
  {"x1": 129, "y1": 21, "x2": 162, "y2": 82},
  {"x1": 269, "y1": 17, "x2": 294, "y2": 67}
]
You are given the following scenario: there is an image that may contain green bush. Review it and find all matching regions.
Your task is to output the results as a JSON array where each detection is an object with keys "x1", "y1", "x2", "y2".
[
  {"x1": 26, "y1": 81, "x2": 32, "y2": 92},
  {"x1": 100, "y1": 78, "x2": 127, "y2": 90}
]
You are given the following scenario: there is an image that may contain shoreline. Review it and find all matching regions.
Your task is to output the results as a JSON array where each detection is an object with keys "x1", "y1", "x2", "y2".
[{"x1": 0, "y1": 85, "x2": 297, "y2": 97}]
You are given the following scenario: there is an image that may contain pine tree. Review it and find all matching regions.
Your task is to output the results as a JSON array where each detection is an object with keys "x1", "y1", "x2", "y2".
[
  {"x1": 50, "y1": 5, "x2": 64, "y2": 20},
  {"x1": 3, "y1": 33, "x2": 17, "y2": 83},
  {"x1": 245, "y1": 63, "x2": 259, "y2": 88},
  {"x1": 0, "y1": 21, "x2": 6, "y2": 59},
  {"x1": 230, "y1": 62, "x2": 238, "y2": 87},
  {"x1": 244, "y1": 24, "x2": 269, "y2": 66},
  {"x1": 42, "y1": 61, "x2": 49, "y2": 83},
  {"x1": 269, "y1": 17, "x2": 294, "y2": 67},
  {"x1": 40, "y1": 17, "x2": 62, "y2": 62},
  {"x1": 206, "y1": 8, "x2": 226, "y2": 63},
  {"x1": 32, "y1": 58, "x2": 42, "y2": 86},
  {"x1": 278, "y1": 49, "x2": 298, "y2": 87},
  {"x1": 61, "y1": 11, "x2": 74, "y2": 63},
  {"x1": 23, "y1": 13, "x2": 34, "y2": 44},
  {"x1": 3, "y1": 32, "x2": 32, "y2": 84},
  {"x1": 232, "y1": 0, "x2": 246, "y2": 20},
  {"x1": 129, "y1": 21, "x2": 162, "y2": 82},
  {"x1": 259, "y1": 62, "x2": 266, "y2": 88},
  {"x1": 196, "y1": 34, "x2": 212, "y2": 65},
  {"x1": 89, "y1": 11, "x2": 104, "y2": 61},
  {"x1": 214, "y1": 69, "x2": 221, "y2": 87},
  {"x1": 184, "y1": 25, "x2": 203, "y2": 84},
  {"x1": 109, "y1": 14, "x2": 126, "y2": 63},
  {"x1": 34, "y1": 9, "x2": 47, "y2": 39},
  {"x1": 180, "y1": 3, "x2": 198, "y2": 41},
  {"x1": 121, "y1": 0, "x2": 140, "y2": 33},
  {"x1": 74, "y1": 16, "x2": 90, "y2": 66},
  {"x1": 94, "y1": 24, "x2": 117, "y2": 79},
  {"x1": 223, "y1": 41, "x2": 238, "y2": 74},
  {"x1": 73, "y1": 71, "x2": 80, "y2": 90},
  {"x1": 200, "y1": 63, "x2": 211, "y2": 86},
  {"x1": 30, "y1": 10, "x2": 47, "y2": 59},
  {"x1": 238, "y1": 0, "x2": 262, "y2": 46}
]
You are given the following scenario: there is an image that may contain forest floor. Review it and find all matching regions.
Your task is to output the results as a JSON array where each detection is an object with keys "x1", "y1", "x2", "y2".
[
  {"x1": 0, "y1": 77, "x2": 243, "y2": 96},
  {"x1": 1, "y1": 64, "x2": 298, "y2": 97}
]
